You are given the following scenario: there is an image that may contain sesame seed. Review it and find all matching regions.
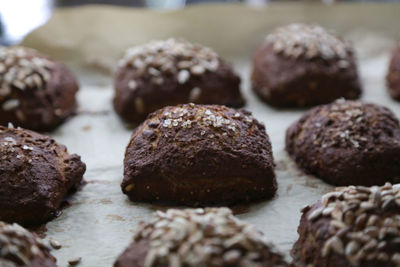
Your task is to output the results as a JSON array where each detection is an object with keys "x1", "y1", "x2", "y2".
[
  {"x1": 68, "y1": 257, "x2": 81, "y2": 266},
  {"x1": 128, "y1": 80, "x2": 137, "y2": 90},
  {"x1": 134, "y1": 97, "x2": 144, "y2": 114},
  {"x1": 2, "y1": 99, "x2": 20, "y2": 111},
  {"x1": 177, "y1": 61, "x2": 192, "y2": 69},
  {"x1": 307, "y1": 207, "x2": 323, "y2": 221},
  {"x1": 22, "y1": 145, "x2": 33, "y2": 151},
  {"x1": 49, "y1": 238, "x2": 62, "y2": 250},
  {"x1": 148, "y1": 67, "x2": 160, "y2": 76},
  {"x1": 188, "y1": 87, "x2": 201, "y2": 102},
  {"x1": 190, "y1": 65, "x2": 205, "y2": 75},
  {"x1": 178, "y1": 70, "x2": 190, "y2": 84}
]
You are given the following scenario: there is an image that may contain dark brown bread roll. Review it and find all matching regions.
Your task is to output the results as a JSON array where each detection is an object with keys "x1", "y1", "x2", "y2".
[
  {"x1": 387, "y1": 42, "x2": 400, "y2": 101},
  {"x1": 0, "y1": 221, "x2": 57, "y2": 267},
  {"x1": 115, "y1": 208, "x2": 288, "y2": 267},
  {"x1": 252, "y1": 24, "x2": 361, "y2": 108},
  {"x1": 286, "y1": 99, "x2": 400, "y2": 186},
  {"x1": 0, "y1": 125, "x2": 86, "y2": 226},
  {"x1": 122, "y1": 103, "x2": 276, "y2": 206},
  {"x1": 114, "y1": 38, "x2": 245, "y2": 123},
  {"x1": 292, "y1": 183, "x2": 400, "y2": 267},
  {"x1": 0, "y1": 46, "x2": 79, "y2": 131}
]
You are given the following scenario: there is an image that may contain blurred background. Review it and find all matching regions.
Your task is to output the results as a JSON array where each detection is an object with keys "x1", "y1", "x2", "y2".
[
  {"x1": 9, "y1": 0, "x2": 396, "y2": 46},
  {"x1": 0, "y1": 0, "x2": 272, "y2": 45},
  {"x1": 1, "y1": 0, "x2": 399, "y2": 46}
]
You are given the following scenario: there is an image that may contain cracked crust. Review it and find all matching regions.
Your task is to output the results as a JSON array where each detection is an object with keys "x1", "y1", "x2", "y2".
[
  {"x1": 286, "y1": 99, "x2": 400, "y2": 186},
  {"x1": 0, "y1": 125, "x2": 86, "y2": 226},
  {"x1": 121, "y1": 103, "x2": 276, "y2": 206}
]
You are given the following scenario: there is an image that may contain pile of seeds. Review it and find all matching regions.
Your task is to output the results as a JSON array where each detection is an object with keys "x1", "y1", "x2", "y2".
[
  {"x1": 153, "y1": 104, "x2": 256, "y2": 139},
  {"x1": 161, "y1": 105, "x2": 238, "y2": 132},
  {"x1": 304, "y1": 183, "x2": 400, "y2": 266},
  {"x1": 134, "y1": 208, "x2": 285, "y2": 266},
  {"x1": 310, "y1": 99, "x2": 399, "y2": 149},
  {"x1": 0, "y1": 46, "x2": 54, "y2": 99},
  {"x1": 0, "y1": 222, "x2": 51, "y2": 266},
  {"x1": 266, "y1": 23, "x2": 351, "y2": 64},
  {"x1": 118, "y1": 38, "x2": 220, "y2": 89}
]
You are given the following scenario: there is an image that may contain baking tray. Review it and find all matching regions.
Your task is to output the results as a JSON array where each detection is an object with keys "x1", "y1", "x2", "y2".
[{"x1": 20, "y1": 3, "x2": 400, "y2": 266}]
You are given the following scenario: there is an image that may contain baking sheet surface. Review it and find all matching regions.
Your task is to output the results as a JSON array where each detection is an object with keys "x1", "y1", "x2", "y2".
[{"x1": 20, "y1": 4, "x2": 400, "y2": 266}]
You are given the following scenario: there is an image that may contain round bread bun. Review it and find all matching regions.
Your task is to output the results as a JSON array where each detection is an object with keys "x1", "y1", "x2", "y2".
[
  {"x1": 0, "y1": 46, "x2": 79, "y2": 131},
  {"x1": 114, "y1": 38, "x2": 245, "y2": 123},
  {"x1": 292, "y1": 183, "x2": 400, "y2": 267},
  {"x1": 0, "y1": 125, "x2": 86, "y2": 226},
  {"x1": 286, "y1": 99, "x2": 400, "y2": 186},
  {"x1": 115, "y1": 208, "x2": 288, "y2": 267},
  {"x1": 122, "y1": 103, "x2": 276, "y2": 206},
  {"x1": 252, "y1": 23, "x2": 361, "y2": 108},
  {"x1": 0, "y1": 221, "x2": 57, "y2": 267}
]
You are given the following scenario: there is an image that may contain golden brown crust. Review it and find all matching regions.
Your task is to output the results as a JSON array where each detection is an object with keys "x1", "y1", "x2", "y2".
[
  {"x1": 122, "y1": 103, "x2": 276, "y2": 206},
  {"x1": 113, "y1": 39, "x2": 244, "y2": 123},
  {"x1": 292, "y1": 184, "x2": 400, "y2": 267},
  {"x1": 0, "y1": 46, "x2": 79, "y2": 131},
  {"x1": 0, "y1": 222, "x2": 57, "y2": 267},
  {"x1": 252, "y1": 24, "x2": 361, "y2": 108},
  {"x1": 286, "y1": 99, "x2": 400, "y2": 186},
  {"x1": 114, "y1": 208, "x2": 288, "y2": 267},
  {"x1": 387, "y1": 41, "x2": 400, "y2": 101},
  {"x1": 0, "y1": 125, "x2": 86, "y2": 226}
]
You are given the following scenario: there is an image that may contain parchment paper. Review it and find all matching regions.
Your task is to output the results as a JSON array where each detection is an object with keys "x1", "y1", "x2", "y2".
[{"x1": 20, "y1": 3, "x2": 400, "y2": 267}]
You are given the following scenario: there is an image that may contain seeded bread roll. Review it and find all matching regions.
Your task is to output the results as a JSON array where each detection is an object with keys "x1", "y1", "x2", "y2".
[
  {"x1": 0, "y1": 222, "x2": 57, "y2": 267},
  {"x1": 292, "y1": 183, "x2": 400, "y2": 267},
  {"x1": 0, "y1": 46, "x2": 79, "y2": 131},
  {"x1": 115, "y1": 208, "x2": 288, "y2": 267},
  {"x1": 114, "y1": 38, "x2": 245, "y2": 123},
  {"x1": 252, "y1": 24, "x2": 361, "y2": 108},
  {"x1": 0, "y1": 125, "x2": 86, "y2": 226},
  {"x1": 286, "y1": 99, "x2": 400, "y2": 186},
  {"x1": 387, "y1": 41, "x2": 400, "y2": 101},
  {"x1": 122, "y1": 103, "x2": 276, "y2": 206}
]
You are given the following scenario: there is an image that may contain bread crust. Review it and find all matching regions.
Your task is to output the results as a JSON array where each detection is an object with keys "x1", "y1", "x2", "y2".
[
  {"x1": 122, "y1": 103, "x2": 276, "y2": 206},
  {"x1": 286, "y1": 99, "x2": 400, "y2": 186},
  {"x1": 0, "y1": 46, "x2": 79, "y2": 131},
  {"x1": 252, "y1": 24, "x2": 361, "y2": 108},
  {"x1": 114, "y1": 39, "x2": 244, "y2": 123},
  {"x1": 0, "y1": 125, "x2": 86, "y2": 226}
]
